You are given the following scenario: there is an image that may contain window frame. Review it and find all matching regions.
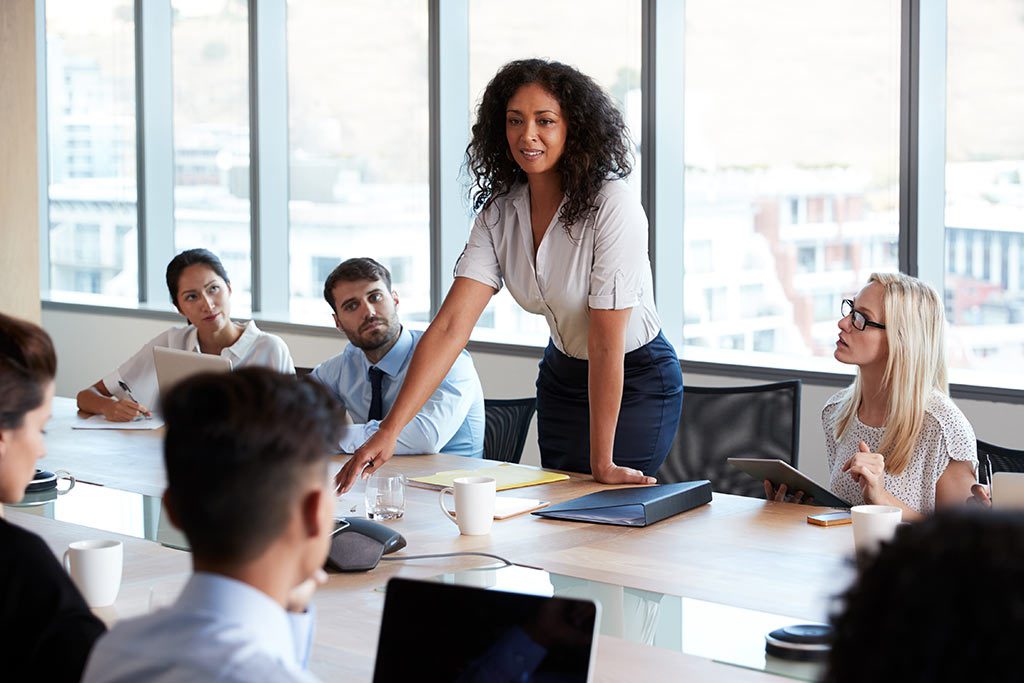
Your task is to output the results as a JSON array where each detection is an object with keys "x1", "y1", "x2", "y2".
[{"x1": 37, "y1": 0, "x2": 1024, "y2": 404}]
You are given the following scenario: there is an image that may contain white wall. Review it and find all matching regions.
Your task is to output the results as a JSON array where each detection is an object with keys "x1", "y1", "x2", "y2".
[{"x1": 43, "y1": 307, "x2": 1023, "y2": 483}]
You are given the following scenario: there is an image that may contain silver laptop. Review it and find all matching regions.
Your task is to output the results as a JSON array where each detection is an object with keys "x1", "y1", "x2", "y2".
[
  {"x1": 991, "y1": 471, "x2": 1024, "y2": 510},
  {"x1": 153, "y1": 346, "x2": 232, "y2": 397},
  {"x1": 373, "y1": 577, "x2": 600, "y2": 682}
]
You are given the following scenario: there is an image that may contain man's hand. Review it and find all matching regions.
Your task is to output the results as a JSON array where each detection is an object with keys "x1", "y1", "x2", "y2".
[
  {"x1": 591, "y1": 462, "x2": 656, "y2": 486},
  {"x1": 334, "y1": 428, "x2": 399, "y2": 494},
  {"x1": 286, "y1": 568, "x2": 328, "y2": 613}
]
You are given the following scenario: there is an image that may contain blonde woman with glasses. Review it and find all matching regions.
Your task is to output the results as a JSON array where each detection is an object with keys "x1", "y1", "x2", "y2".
[{"x1": 767, "y1": 273, "x2": 977, "y2": 520}]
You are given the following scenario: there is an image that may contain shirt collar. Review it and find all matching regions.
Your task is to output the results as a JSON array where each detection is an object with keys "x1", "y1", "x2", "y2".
[
  {"x1": 368, "y1": 325, "x2": 413, "y2": 379},
  {"x1": 184, "y1": 325, "x2": 201, "y2": 352},
  {"x1": 224, "y1": 320, "x2": 259, "y2": 360},
  {"x1": 174, "y1": 572, "x2": 299, "y2": 668}
]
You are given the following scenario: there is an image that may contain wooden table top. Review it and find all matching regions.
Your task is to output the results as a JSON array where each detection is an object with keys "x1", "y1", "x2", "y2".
[{"x1": 21, "y1": 397, "x2": 856, "y2": 682}]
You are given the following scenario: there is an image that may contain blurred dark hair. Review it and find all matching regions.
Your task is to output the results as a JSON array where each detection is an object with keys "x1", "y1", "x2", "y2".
[
  {"x1": 322, "y1": 257, "x2": 393, "y2": 312},
  {"x1": 165, "y1": 249, "x2": 231, "y2": 308},
  {"x1": 466, "y1": 58, "x2": 633, "y2": 231},
  {"x1": 825, "y1": 509, "x2": 1024, "y2": 683},
  {"x1": 162, "y1": 367, "x2": 344, "y2": 564},
  {"x1": 0, "y1": 313, "x2": 57, "y2": 429}
]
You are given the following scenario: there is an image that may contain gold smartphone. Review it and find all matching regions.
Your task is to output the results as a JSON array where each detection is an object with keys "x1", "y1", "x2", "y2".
[{"x1": 807, "y1": 511, "x2": 852, "y2": 527}]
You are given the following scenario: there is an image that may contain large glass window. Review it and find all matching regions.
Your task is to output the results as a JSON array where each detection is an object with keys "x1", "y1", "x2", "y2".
[
  {"x1": 682, "y1": 1, "x2": 901, "y2": 367},
  {"x1": 468, "y1": 0, "x2": 643, "y2": 345},
  {"x1": 287, "y1": 0, "x2": 430, "y2": 325},
  {"x1": 945, "y1": 0, "x2": 1024, "y2": 385},
  {"x1": 171, "y1": 0, "x2": 252, "y2": 310},
  {"x1": 45, "y1": 0, "x2": 137, "y2": 301}
]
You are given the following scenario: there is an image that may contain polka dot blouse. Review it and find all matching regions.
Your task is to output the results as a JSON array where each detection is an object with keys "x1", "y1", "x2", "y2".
[{"x1": 822, "y1": 388, "x2": 978, "y2": 514}]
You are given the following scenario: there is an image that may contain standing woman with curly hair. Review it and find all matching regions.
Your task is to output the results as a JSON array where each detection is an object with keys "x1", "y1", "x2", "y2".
[{"x1": 338, "y1": 59, "x2": 683, "y2": 491}]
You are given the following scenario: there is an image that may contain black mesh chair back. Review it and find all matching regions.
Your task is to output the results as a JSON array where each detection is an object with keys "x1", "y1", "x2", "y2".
[
  {"x1": 483, "y1": 398, "x2": 537, "y2": 464},
  {"x1": 295, "y1": 366, "x2": 314, "y2": 377},
  {"x1": 978, "y1": 439, "x2": 1024, "y2": 485},
  {"x1": 657, "y1": 380, "x2": 802, "y2": 497}
]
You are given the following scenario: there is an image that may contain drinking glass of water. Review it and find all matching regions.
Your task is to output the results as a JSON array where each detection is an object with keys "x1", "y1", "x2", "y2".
[{"x1": 365, "y1": 473, "x2": 406, "y2": 520}]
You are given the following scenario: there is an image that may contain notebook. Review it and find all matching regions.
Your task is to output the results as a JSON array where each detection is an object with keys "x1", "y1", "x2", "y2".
[
  {"x1": 533, "y1": 480, "x2": 713, "y2": 527},
  {"x1": 409, "y1": 463, "x2": 569, "y2": 492},
  {"x1": 373, "y1": 578, "x2": 600, "y2": 682}
]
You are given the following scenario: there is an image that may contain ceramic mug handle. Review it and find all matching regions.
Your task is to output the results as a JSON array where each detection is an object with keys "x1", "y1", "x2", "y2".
[{"x1": 438, "y1": 487, "x2": 458, "y2": 525}]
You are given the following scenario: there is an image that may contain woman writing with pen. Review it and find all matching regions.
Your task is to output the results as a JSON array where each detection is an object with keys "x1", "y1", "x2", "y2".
[{"x1": 76, "y1": 249, "x2": 294, "y2": 420}]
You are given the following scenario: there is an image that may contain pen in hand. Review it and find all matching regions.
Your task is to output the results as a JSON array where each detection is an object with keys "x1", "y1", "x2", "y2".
[{"x1": 117, "y1": 380, "x2": 152, "y2": 419}]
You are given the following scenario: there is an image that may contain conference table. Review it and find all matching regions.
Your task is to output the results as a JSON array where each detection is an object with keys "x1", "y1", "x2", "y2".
[{"x1": 9, "y1": 397, "x2": 859, "y2": 682}]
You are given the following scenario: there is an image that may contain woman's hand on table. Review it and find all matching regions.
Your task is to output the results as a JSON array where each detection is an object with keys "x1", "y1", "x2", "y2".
[
  {"x1": 591, "y1": 462, "x2": 656, "y2": 485},
  {"x1": 334, "y1": 428, "x2": 398, "y2": 494}
]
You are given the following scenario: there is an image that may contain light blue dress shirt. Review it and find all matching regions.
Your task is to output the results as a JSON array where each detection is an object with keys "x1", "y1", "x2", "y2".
[
  {"x1": 82, "y1": 572, "x2": 319, "y2": 683},
  {"x1": 311, "y1": 327, "x2": 485, "y2": 458}
]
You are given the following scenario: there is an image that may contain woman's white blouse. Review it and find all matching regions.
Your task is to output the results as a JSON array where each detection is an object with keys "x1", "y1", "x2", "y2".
[
  {"x1": 455, "y1": 179, "x2": 661, "y2": 359},
  {"x1": 823, "y1": 388, "x2": 978, "y2": 514},
  {"x1": 101, "y1": 320, "x2": 295, "y2": 410}
]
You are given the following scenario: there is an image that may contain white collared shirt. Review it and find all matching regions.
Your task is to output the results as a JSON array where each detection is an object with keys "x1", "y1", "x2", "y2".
[
  {"x1": 102, "y1": 320, "x2": 295, "y2": 410},
  {"x1": 455, "y1": 178, "x2": 661, "y2": 359},
  {"x1": 82, "y1": 572, "x2": 319, "y2": 683}
]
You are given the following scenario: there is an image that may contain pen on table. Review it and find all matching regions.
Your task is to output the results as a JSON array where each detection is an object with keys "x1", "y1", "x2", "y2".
[{"x1": 117, "y1": 380, "x2": 151, "y2": 418}]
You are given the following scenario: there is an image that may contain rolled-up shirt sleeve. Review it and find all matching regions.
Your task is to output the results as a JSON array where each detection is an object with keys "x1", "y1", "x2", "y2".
[
  {"x1": 587, "y1": 187, "x2": 649, "y2": 311},
  {"x1": 454, "y1": 212, "x2": 504, "y2": 292}
]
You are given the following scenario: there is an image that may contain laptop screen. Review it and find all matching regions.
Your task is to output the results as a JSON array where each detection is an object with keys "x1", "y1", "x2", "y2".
[{"x1": 373, "y1": 578, "x2": 599, "y2": 683}]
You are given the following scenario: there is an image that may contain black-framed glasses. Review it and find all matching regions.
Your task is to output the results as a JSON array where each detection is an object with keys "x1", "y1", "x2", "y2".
[{"x1": 841, "y1": 299, "x2": 886, "y2": 331}]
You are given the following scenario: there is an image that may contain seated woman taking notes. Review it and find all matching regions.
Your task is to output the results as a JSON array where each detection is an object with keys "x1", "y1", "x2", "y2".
[
  {"x1": 766, "y1": 273, "x2": 977, "y2": 520},
  {"x1": 77, "y1": 249, "x2": 294, "y2": 420}
]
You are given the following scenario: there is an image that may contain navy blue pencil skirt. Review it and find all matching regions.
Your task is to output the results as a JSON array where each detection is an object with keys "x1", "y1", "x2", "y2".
[{"x1": 535, "y1": 331, "x2": 684, "y2": 476}]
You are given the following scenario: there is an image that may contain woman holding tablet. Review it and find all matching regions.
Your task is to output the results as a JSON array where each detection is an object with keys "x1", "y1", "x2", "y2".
[
  {"x1": 337, "y1": 59, "x2": 683, "y2": 491},
  {"x1": 1, "y1": 313, "x2": 106, "y2": 680},
  {"x1": 766, "y1": 273, "x2": 976, "y2": 519},
  {"x1": 77, "y1": 249, "x2": 294, "y2": 420}
]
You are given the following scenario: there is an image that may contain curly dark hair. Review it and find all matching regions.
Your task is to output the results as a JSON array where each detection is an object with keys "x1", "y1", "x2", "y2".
[
  {"x1": 824, "y1": 509, "x2": 1024, "y2": 683},
  {"x1": 466, "y1": 59, "x2": 633, "y2": 231}
]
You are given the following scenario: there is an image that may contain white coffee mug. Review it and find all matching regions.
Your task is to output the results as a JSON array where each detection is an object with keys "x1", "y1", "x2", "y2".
[
  {"x1": 439, "y1": 476, "x2": 496, "y2": 536},
  {"x1": 851, "y1": 505, "x2": 902, "y2": 557},
  {"x1": 64, "y1": 539, "x2": 123, "y2": 608}
]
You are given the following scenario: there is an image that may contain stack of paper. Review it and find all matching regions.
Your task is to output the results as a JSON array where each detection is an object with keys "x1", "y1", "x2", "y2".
[{"x1": 409, "y1": 463, "x2": 569, "y2": 491}]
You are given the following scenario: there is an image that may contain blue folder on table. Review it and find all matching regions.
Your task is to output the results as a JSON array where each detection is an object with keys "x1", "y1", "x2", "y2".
[{"x1": 532, "y1": 480, "x2": 712, "y2": 527}]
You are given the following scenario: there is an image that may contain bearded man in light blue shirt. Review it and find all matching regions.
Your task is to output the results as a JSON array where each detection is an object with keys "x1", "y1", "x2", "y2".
[
  {"x1": 311, "y1": 258, "x2": 485, "y2": 458},
  {"x1": 82, "y1": 369, "x2": 344, "y2": 683}
]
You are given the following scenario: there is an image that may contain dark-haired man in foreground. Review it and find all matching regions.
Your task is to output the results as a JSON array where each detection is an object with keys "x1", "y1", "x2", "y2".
[{"x1": 83, "y1": 368, "x2": 344, "y2": 683}]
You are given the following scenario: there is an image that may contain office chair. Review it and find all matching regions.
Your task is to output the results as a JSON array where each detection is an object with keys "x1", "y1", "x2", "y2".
[
  {"x1": 295, "y1": 366, "x2": 314, "y2": 377},
  {"x1": 657, "y1": 380, "x2": 802, "y2": 498},
  {"x1": 977, "y1": 439, "x2": 1024, "y2": 485},
  {"x1": 483, "y1": 397, "x2": 537, "y2": 464}
]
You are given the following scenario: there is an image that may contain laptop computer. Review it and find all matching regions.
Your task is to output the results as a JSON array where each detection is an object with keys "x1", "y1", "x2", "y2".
[
  {"x1": 153, "y1": 346, "x2": 232, "y2": 397},
  {"x1": 373, "y1": 577, "x2": 601, "y2": 682}
]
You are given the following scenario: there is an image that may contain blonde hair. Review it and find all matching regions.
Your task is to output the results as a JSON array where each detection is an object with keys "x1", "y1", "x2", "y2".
[{"x1": 834, "y1": 273, "x2": 948, "y2": 475}]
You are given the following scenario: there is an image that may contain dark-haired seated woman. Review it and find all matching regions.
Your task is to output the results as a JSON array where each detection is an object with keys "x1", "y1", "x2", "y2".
[
  {"x1": 77, "y1": 249, "x2": 295, "y2": 420},
  {"x1": 1, "y1": 313, "x2": 106, "y2": 681}
]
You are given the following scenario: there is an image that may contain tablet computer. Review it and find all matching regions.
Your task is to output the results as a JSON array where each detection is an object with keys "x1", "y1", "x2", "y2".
[
  {"x1": 153, "y1": 346, "x2": 232, "y2": 397},
  {"x1": 727, "y1": 457, "x2": 851, "y2": 509}
]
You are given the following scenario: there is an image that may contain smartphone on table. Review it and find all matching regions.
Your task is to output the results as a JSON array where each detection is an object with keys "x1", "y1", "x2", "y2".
[{"x1": 807, "y1": 511, "x2": 852, "y2": 527}]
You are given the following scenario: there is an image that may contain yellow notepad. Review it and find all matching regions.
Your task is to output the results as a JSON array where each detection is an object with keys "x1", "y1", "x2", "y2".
[{"x1": 409, "y1": 463, "x2": 569, "y2": 491}]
